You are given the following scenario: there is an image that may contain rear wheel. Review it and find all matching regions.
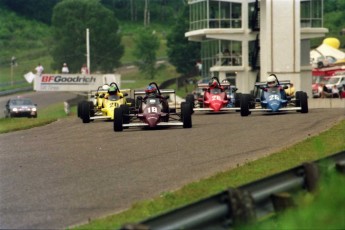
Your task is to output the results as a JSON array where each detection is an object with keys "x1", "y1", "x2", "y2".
[
  {"x1": 120, "y1": 104, "x2": 130, "y2": 124},
  {"x1": 127, "y1": 98, "x2": 136, "y2": 109},
  {"x1": 81, "y1": 101, "x2": 91, "y2": 123},
  {"x1": 185, "y1": 94, "x2": 195, "y2": 114},
  {"x1": 181, "y1": 102, "x2": 192, "y2": 128},
  {"x1": 114, "y1": 107, "x2": 123, "y2": 132},
  {"x1": 240, "y1": 94, "x2": 251, "y2": 117},
  {"x1": 300, "y1": 92, "x2": 309, "y2": 113},
  {"x1": 235, "y1": 93, "x2": 242, "y2": 107}
]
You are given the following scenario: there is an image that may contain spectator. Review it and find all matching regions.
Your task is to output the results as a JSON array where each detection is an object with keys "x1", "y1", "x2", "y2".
[
  {"x1": 61, "y1": 63, "x2": 69, "y2": 74},
  {"x1": 222, "y1": 49, "x2": 231, "y2": 66},
  {"x1": 35, "y1": 63, "x2": 44, "y2": 76},
  {"x1": 321, "y1": 83, "x2": 332, "y2": 98},
  {"x1": 340, "y1": 85, "x2": 345, "y2": 99},
  {"x1": 81, "y1": 64, "x2": 89, "y2": 75},
  {"x1": 331, "y1": 85, "x2": 340, "y2": 98}
]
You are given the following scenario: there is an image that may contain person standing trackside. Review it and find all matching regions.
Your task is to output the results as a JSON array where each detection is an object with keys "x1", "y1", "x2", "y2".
[
  {"x1": 35, "y1": 63, "x2": 44, "y2": 76},
  {"x1": 61, "y1": 63, "x2": 69, "y2": 73},
  {"x1": 81, "y1": 64, "x2": 89, "y2": 75}
]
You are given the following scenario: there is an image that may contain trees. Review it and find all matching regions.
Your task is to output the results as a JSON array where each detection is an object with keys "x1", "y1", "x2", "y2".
[
  {"x1": 132, "y1": 28, "x2": 160, "y2": 79},
  {"x1": 51, "y1": 0, "x2": 124, "y2": 73},
  {"x1": 166, "y1": 5, "x2": 200, "y2": 77}
]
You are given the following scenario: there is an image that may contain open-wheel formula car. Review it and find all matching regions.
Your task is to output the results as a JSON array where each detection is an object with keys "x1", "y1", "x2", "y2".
[
  {"x1": 240, "y1": 77, "x2": 308, "y2": 116},
  {"x1": 185, "y1": 77, "x2": 240, "y2": 113},
  {"x1": 78, "y1": 82, "x2": 135, "y2": 123},
  {"x1": 113, "y1": 82, "x2": 192, "y2": 132}
]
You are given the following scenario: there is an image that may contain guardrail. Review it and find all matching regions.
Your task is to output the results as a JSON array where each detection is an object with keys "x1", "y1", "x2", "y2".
[{"x1": 121, "y1": 151, "x2": 345, "y2": 230}]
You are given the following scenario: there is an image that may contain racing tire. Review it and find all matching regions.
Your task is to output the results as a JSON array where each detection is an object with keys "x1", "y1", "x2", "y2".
[
  {"x1": 127, "y1": 98, "x2": 136, "y2": 109},
  {"x1": 77, "y1": 101, "x2": 82, "y2": 118},
  {"x1": 185, "y1": 94, "x2": 195, "y2": 114},
  {"x1": 114, "y1": 107, "x2": 123, "y2": 132},
  {"x1": 88, "y1": 101, "x2": 95, "y2": 117},
  {"x1": 81, "y1": 101, "x2": 91, "y2": 123},
  {"x1": 120, "y1": 104, "x2": 130, "y2": 124},
  {"x1": 295, "y1": 91, "x2": 303, "y2": 107},
  {"x1": 181, "y1": 102, "x2": 192, "y2": 128},
  {"x1": 240, "y1": 94, "x2": 251, "y2": 117},
  {"x1": 235, "y1": 93, "x2": 242, "y2": 108},
  {"x1": 300, "y1": 92, "x2": 309, "y2": 113}
]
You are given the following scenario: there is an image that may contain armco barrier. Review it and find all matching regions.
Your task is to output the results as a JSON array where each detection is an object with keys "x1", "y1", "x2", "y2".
[{"x1": 121, "y1": 151, "x2": 345, "y2": 230}]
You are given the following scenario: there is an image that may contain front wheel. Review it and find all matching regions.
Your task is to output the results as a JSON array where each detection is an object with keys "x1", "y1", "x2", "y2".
[
  {"x1": 240, "y1": 94, "x2": 251, "y2": 117},
  {"x1": 300, "y1": 92, "x2": 308, "y2": 113},
  {"x1": 81, "y1": 101, "x2": 91, "y2": 123},
  {"x1": 114, "y1": 107, "x2": 123, "y2": 132},
  {"x1": 181, "y1": 102, "x2": 192, "y2": 128},
  {"x1": 185, "y1": 94, "x2": 195, "y2": 114}
]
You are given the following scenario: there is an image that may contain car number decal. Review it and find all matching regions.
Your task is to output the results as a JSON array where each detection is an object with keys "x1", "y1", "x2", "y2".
[
  {"x1": 268, "y1": 95, "x2": 280, "y2": 100},
  {"x1": 211, "y1": 95, "x2": 221, "y2": 100},
  {"x1": 147, "y1": 107, "x2": 158, "y2": 113}
]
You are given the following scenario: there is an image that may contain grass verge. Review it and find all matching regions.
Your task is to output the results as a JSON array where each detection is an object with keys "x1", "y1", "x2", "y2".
[
  {"x1": 71, "y1": 118, "x2": 345, "y2": 229},
  {"x1": 0, "y1": 103, "x2": 75, "y2": 134}
]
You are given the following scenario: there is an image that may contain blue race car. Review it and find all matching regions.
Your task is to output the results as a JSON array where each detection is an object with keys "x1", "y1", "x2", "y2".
[{"x1": 240, "y1": 79, "x2": 308, "y2": 116}]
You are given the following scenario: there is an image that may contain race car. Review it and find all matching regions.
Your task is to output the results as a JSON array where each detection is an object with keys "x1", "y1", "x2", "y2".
[
  {"x1": 185, "y1": 77, "x2": 240, "y2": 113},
  {"x1": 113, "y1": 82, "x2": 192, "y2": 131},
  {"x1": 78, "y1": 82, "x2": 135, "y2": 123},
  {"x1": 240, "y1": 78, "x2": 308, "y2": 116}
]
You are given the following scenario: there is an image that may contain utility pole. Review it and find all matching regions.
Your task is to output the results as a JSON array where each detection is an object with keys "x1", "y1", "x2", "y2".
[{"x1": 86, "y1": 28, "x2": 90, "y2": 74}]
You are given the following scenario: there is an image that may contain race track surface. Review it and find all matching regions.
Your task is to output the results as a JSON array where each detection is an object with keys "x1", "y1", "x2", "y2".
[{"x1": 0, "y1": 108, "x2": 344, "y2": 228}]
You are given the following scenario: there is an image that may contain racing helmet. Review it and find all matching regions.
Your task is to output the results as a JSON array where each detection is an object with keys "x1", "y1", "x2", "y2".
[
  {"x1": 108, "y1": 86, "x2": 118, "y2": 95},
  {"x1": 267, "y1": 75, "x2": 277, "y2": 88},
  {"x1": 102, "y1": 84, "x2": 110, "y2": 91},
  {"x1": 209, "y1": 79, "x2": 218, "y2": 88},
  {"x1": 145, "y1": 85, "x2": 157, "y2": 96},
  {"x1": 221, "y1": 79, "x2": 230, "y2": 89}
]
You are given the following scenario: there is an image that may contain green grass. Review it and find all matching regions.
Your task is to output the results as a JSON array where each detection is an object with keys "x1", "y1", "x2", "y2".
[
  {"x1": 71, "y1": 119, "x2": 345, "y2": 229},
  {"x1": 0, "y1": 103, "x2": 74, "y2": 133}
]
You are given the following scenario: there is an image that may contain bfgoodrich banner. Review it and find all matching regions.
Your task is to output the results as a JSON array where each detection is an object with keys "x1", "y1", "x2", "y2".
[{"x1": 33, "y1": 74, "x2": 121, "y2": 91}]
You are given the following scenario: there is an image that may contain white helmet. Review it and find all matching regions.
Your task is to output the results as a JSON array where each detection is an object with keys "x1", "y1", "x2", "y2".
[
  {"x1": 102, "y1": 84, "x2": 110, "y2": 90},
  {"x1": 267, "y1": 75, "x2": 277, "y2": 87}
]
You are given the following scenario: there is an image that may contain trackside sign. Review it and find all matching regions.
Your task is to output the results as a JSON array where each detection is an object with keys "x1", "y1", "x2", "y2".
[{"x1": 33, "y1": 74, "x2": 121, "y2": 91}]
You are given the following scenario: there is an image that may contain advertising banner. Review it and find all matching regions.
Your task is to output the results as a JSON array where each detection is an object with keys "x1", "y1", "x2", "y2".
[{"x1": 33, "y1": 74, "x2": 121, "y2": 91}]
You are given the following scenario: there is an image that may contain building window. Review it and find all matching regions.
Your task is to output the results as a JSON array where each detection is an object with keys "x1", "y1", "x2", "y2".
[
  {"x1": 200, "y1": 40, "x2": 242, "y2": 77},
  {"x1": 300, "y1": 0, "x2": 323, "y2": 28},
  {"x1": 189, "y1": 0, "x2": 242, "y2": 30}
]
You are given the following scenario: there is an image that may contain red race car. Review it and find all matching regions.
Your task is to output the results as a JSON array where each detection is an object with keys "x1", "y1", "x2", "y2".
[
  {"x1": 113, "y1": 82, "x2": 192, "y2": 132},
  {"x1": 186, "y1": 77, "x2": 240, "y2": 113}
]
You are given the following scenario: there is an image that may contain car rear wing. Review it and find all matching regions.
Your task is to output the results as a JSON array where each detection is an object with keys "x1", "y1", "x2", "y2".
[
  {"x1": 134, "y1": 89, "x2": 176, "y2": 96},
  {"x1": 197, "y1": 83, "x2": 230, "y2": 88},
  {"x1": 255, "y1": 80, "x2": 291, "y2": 87}
]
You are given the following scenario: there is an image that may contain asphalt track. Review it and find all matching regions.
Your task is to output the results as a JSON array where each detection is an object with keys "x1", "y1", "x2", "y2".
[{"x1": 0, "y1": 105, "x2": 344, "y2": 229}]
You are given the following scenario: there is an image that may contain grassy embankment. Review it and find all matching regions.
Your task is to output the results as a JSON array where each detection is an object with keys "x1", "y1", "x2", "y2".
[{"x1": 71, "y1": 118, "x2": 345, "y2": 229}]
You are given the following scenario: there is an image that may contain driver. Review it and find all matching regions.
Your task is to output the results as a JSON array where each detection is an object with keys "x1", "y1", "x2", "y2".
[
  {"x1": 105, "y1": 86, "x2": 123, "y2": 99},
  {"x1": 266, "y1": 74, "x2": 278, "y2": 88},
  {"x1": 208, "y1": 78, "x2": 224, "y2": 91},
  {"x1": 144, "y1": 85, "x2": 160, "y2": 99},
  {"x1": 265, "y1": 74, "x2": 287, "y2": 99}
]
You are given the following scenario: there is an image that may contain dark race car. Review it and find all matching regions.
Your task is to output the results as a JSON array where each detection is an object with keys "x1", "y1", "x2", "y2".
[
  {"x1": 240, "y1": 79, "x2": 308, "y2": 116},
  {"x1": 4, "y1": 97, "x2": 38, "y2": 118},
  {"x1": 113, "y1": 82, "x2": 192, "y2": 132}
]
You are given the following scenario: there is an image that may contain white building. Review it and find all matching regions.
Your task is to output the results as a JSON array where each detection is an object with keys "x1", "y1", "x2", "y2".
[{"x1": 185, "y1": 0, "x2": 328, "y2": 96}]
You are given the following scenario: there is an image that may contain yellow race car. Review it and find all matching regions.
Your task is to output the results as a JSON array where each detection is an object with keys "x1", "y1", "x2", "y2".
[{"x1": 79, "y1": 82, "x2": 135, "y2": 123}]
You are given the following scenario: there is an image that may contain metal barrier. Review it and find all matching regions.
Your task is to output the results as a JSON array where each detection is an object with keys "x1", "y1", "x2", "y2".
[{"x1": 121, "y1": 151, "x2": 345, "y2": 230}]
